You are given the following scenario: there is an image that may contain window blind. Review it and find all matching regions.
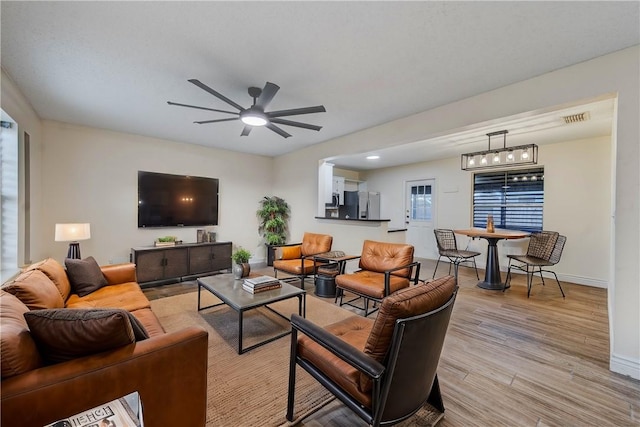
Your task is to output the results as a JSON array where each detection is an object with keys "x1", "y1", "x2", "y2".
[{"x1": 473, "y1": 167, "x2": 544, "y2": 233}]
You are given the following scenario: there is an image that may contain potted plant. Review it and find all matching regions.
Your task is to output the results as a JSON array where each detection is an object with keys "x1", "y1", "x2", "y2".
[
  {"x1": 232, "y1": 247, "x2": 252, "y2": 279},
  {"x1": 257, "y1": 196, "x2": 290, "y2": 266}
]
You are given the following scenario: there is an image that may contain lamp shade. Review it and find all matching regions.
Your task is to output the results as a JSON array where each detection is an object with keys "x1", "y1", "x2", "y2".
[{"x1": 55, "y1": 223, "x2": 91, "y2": 242}]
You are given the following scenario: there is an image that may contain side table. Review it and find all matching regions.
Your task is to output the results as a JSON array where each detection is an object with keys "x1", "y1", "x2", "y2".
[{"x1": 313, "y1": 252, "x2": 360, "y2": 297}]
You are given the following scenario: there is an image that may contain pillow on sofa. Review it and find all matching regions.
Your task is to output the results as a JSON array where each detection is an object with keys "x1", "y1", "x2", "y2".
[
  {"x1": 24, "y1": 308, "x2": 149, "y2": 365},
  {"x1": 1, "y1": 269, "x2": 65, "y2": 310},
  {"x1": 0, "y1": 291, "x2": 43, "y2": 379},
  {"x1": 65, "y1": 256, "x2": 108, "y2": 297},
  {"x1": 23, "y1": 258, "x2": 73, "y2": 302}
]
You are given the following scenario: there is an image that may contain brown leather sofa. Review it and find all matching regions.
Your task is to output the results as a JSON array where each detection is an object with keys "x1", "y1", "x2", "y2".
[{"x1": 0, "y1": 258, "x2": 208, "y2": 427}]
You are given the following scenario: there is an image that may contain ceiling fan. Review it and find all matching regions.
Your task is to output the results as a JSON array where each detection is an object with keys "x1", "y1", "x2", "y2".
[{"x1": 168, "y1": 79, "x2": 326, "y2": 138}]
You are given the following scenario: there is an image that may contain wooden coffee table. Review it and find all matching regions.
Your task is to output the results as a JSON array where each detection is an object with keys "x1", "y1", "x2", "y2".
[{"x1": 197, "y1": 274, "x2": 306, "y2": 354}]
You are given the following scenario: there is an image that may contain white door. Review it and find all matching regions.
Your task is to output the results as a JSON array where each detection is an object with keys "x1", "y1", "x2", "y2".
[{"x1": 405, "y1": 179, "x2": 436, "y2": 259}]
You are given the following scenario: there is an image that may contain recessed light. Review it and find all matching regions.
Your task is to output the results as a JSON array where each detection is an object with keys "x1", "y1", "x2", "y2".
[{"x1": 366, "y1": 155, "x2": 380, "y2": 160}]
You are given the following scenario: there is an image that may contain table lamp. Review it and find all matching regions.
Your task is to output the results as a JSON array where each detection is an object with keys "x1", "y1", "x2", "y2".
[{"x1": 55, "y1": 223, "x2": 91, "y2": 259}]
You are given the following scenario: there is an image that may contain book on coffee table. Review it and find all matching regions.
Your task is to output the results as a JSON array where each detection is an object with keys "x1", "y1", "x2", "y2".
[
  {"x1": 244, "y1": 275, "x2": 280, "y2": 287},
  {"x1": 242, "y1": 283, "x2": 282, "y2": 294}
]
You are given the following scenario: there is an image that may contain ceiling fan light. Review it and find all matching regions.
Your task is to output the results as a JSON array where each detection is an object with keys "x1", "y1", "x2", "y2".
[{"x1": 241, "y1": 112, "x2": 268, "y2": 126}]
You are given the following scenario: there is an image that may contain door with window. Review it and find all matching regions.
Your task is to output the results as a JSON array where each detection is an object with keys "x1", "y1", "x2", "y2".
[{"x1": 405, "y1": 179, "x2": 436, "y2": 259}]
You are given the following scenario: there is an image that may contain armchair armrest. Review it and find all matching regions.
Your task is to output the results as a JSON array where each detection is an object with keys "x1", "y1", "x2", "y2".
[
  {"x1": 291, "y1": 314, "x2": 384, "y2": 379},
  {"x1": 383, "y1": 261, "x2": 421, "y2": 294}
]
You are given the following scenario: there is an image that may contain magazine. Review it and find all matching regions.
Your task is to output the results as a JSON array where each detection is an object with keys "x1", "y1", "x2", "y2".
[{"x1": 45, "y1": 392, "x2": 143, "y2": 427}]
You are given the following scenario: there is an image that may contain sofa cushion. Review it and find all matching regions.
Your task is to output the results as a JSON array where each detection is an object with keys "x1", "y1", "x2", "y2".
[
  {"x1": 66, "y1": 282, "x2": 151, "y2": 312},
  {"x1": 0, "y1": 291, "x2": 43, "y2": 379},
  {"x1": 130, "y1": 308, "x2": 166, "y2": 337},
  {"x1": 23, "y1": 258, "x2": 72, "y2": 302},
  {"x1": 24, "y1": 308, "x2": 148, "y2": 365},
  {"x1": 360, "y1": 275, "x2": 456, "y2": 391},
  {"x1": 65, "y1": 256, "x2": 109, "y2": 297},
  {"x1": 2, "y1": 269, "x2": 65, "y2": 310}
]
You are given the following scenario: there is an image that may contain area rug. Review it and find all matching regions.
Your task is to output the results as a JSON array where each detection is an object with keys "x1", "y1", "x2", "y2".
[
  {"x1": 151, "y1": 291, "x2": 443, "y2": 426},
  {"x1": 150, "y1": 290, "x2": 352, "y2": 426}
]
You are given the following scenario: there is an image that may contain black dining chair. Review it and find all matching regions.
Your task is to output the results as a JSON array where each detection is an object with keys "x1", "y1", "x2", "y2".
[
  {"x1": 432, "y1": 229, "x2": 480, "y2": 279},
  {"x1": 505, "y1": 232, "x2": 566, "y2": 298}
]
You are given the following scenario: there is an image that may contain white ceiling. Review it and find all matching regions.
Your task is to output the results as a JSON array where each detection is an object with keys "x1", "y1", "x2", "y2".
[{"x1": 1, "y1": 2, "x2": 638, "y2": 162}]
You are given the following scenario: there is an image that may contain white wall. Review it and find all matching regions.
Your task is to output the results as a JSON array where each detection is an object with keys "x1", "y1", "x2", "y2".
[
  {"x1": 273, "y1": 46, "x2": 639, "y2": 379},
  {"x1": 38, "y1": 121, "x2": 274, "y2": 266},
  {"x1": 360, "y1": 136, "x2": 611, "y2": 287}
]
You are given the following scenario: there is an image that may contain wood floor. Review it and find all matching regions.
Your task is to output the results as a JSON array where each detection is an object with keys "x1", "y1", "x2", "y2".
[{"x1": 142, "y1": 259, "x2": 640, "y2": 426}]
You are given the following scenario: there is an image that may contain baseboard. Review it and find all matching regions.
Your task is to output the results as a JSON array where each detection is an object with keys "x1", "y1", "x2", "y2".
[
  {"x1": 556, "y1": 273, "x2": 607, "y2": 288},
  {"x1": 502, "y1": 269, "x2": 607, "y2": 288},
  {"x1": 610, "y1": 353, "x2": 640, "y2": 380}
]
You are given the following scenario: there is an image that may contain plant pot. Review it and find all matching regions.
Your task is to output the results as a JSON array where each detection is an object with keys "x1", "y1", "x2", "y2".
[{"x1": 233, "y1": 263, "x2": 251, "y2": 279}]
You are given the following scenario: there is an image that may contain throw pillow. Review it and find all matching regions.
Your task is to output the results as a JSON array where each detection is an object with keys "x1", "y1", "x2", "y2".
[
  {"x1": 24, "y1": 308, "x2": 149, "y2": 365},
  {"x1": 1, "y1": 269, "x2": 65, "y2": 310},
  {"x1": 0, "y1": 291, "x2": 43, "y2": 378},
  {"x1": 65, "y1": 256, "x2": 108, "y2": 297},
  {"x1": 275, "y1": 245, "x2": 302, "y2": 260}
]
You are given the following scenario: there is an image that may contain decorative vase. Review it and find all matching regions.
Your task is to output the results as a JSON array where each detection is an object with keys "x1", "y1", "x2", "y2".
[
  {"x1": 233, "y1": 263, "x2": 251, "y2": 279},
  {"x1": 486, "y1": 214, "x2": 495, "y2": 233}
]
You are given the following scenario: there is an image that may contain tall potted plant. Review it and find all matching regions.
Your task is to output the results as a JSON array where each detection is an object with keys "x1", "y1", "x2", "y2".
[{"x1": 257, "y1": 196, "x2": 290, "y2": 266}]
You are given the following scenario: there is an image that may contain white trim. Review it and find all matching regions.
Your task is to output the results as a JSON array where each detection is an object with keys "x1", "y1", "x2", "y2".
[
  {"x1": 556, "y1": 273, "x2": 607, "y2": 289},
  {"x1": 610, "y1": 353, "x2": 640, "y2": 380},
  {"x1": 499, "y1": 268, "x2": 608, "y2": 288}
]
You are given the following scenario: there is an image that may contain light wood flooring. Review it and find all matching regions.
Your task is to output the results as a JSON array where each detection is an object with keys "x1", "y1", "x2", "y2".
[{"x1": 143, "y1": 259, "x2": 640, "y2": 426}]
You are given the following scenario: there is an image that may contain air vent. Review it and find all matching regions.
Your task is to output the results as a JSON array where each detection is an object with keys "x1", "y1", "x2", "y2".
[{"x1": 563, "y1": 112, "x2": 590, "y2": 124}]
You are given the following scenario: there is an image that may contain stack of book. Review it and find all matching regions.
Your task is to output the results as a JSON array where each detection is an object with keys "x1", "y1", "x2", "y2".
[{"x1": 243, "y1": 275, "x2": 282, "y2": 294}]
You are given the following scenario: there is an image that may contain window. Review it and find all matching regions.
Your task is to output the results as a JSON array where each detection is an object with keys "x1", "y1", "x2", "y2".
[
  {"x1": 1, "y1": 114, "x2": 18, "y2": 280},
  {"x1": 473, "y1": 167, "x2": 544, "y2": 233},
  {"x1": 410, "y1": 184, "x2": 432, "y2": 221}
]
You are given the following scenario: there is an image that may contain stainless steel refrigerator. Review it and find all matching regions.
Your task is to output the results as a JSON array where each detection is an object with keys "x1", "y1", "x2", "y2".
[{"x1": 358, "y1": 191, "x2": 381, "y2": 219}]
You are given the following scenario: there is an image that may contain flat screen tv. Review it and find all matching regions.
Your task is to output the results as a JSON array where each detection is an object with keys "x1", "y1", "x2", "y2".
[{"x1": 138, "y1": 171, "x2": 219, "y2": 228}]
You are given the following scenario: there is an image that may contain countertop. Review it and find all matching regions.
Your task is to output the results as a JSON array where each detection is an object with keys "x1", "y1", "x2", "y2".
[{"x1": 314, "y1": 216, "x2": 391, "y2": 222}]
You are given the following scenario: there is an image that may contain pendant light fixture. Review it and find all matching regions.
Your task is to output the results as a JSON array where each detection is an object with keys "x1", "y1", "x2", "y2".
[{"x1": 461, "y1": 130, "x2": 538, "y2": 171}]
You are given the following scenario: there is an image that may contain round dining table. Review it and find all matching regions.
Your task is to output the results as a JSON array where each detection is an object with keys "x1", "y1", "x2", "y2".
[{"x1": 454, "y1": 228, "x2": 530, "y2": 290}]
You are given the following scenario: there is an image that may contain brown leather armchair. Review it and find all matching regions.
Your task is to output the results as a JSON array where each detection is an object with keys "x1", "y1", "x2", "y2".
[
  {"x1": 273, "y1": 232, "x2": 333, "y2": 288},
  {"x1": 336, "y1": 240, "x2": 420, "y2": 316},
  {"x1": 287, "y1": 275, "x2": 458, "y2": 427}
]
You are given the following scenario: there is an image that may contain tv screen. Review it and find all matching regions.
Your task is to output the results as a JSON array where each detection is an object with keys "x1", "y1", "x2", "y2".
[{"x1": 138, "y1": 171, "x2": 219, "y2": 228}]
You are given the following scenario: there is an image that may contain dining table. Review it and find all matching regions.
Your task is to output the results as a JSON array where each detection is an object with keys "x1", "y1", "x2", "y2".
[{"x1": 454, "y1": 227, "x2": 530, "y2": 290}]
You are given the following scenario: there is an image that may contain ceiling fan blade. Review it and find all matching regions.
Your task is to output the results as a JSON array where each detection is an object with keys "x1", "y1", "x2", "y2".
[
  {"x1": 188, "y1": 79, "x2": 245, "y2": 111},
  {"x1": 267, "y1": 105, "x2": 326, "y2": 118},
  {"x1": 270, "y1": 118, "x2": 322, "y2": 131},
  {"x1": 167, "y1": 101, "x2": 239, "y2": 115},
  {"x1": 255, "y1": 82, "x2": 279, "y2": 109},
  {"x1": 241, "y1": 125, "x2": 252, "y2": 136},
  {"x1": 266, "y1": 123, "x2": 292, "y2": 138},
  {"x1": 194, "y1": 117, "x2": 239, "y2": 125}
]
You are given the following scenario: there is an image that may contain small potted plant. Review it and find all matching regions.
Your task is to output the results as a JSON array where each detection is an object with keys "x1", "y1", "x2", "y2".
[
  {"x1": 232, "y1": 247, "x2": 252, "y2": 279},
  {"x1": 155, "y1": 236, "x2": 177, "y2": 247}
]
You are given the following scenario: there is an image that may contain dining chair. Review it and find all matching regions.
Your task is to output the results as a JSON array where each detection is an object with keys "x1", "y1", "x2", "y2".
[
  {"x1": 505, "y1": 231, "x2": 566, "y2": 298},
  {"x1": 432, "y1": 229, "x2": 480, "y2": 279}
]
